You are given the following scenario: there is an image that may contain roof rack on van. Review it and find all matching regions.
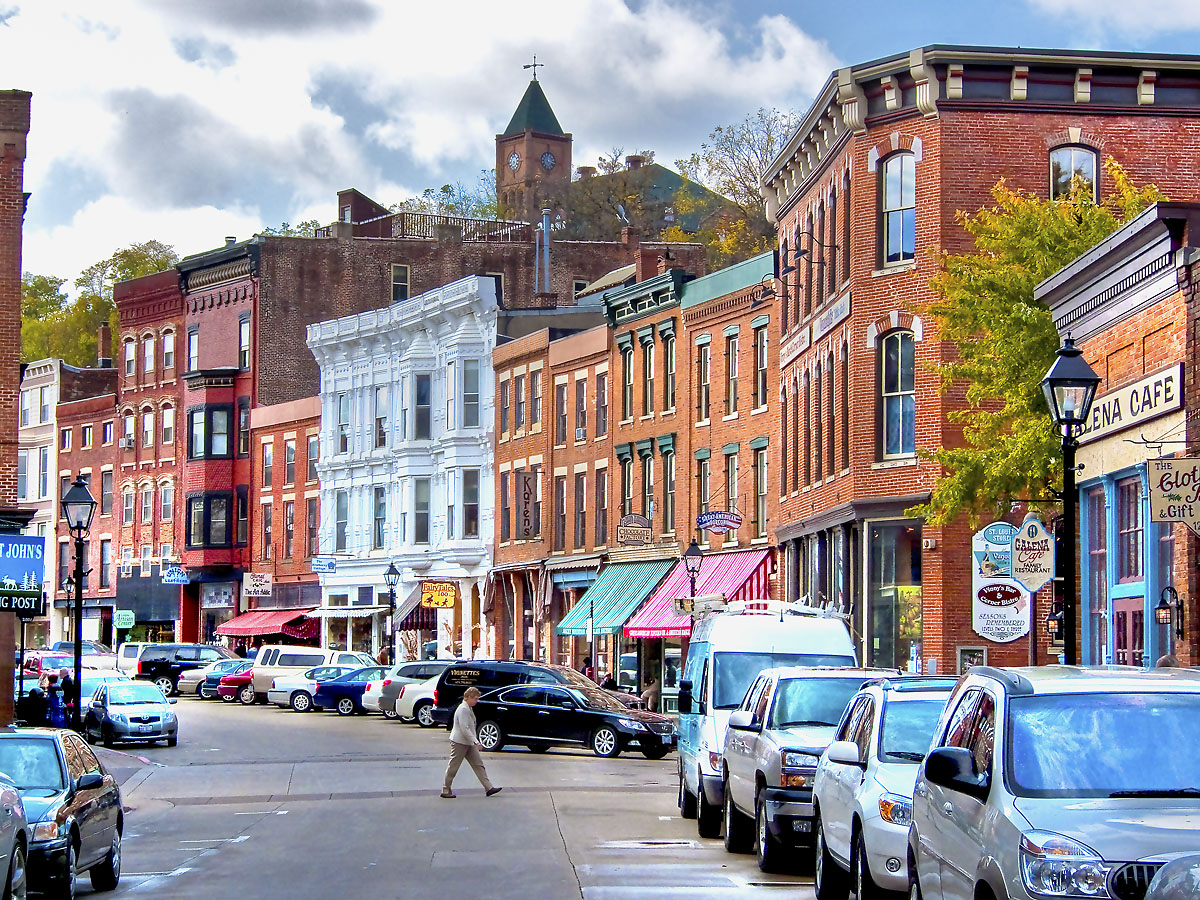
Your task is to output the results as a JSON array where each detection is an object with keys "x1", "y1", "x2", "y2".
[
  {"x1": 866, "y1": 675, "x2": 960, "y2": 692},
  {"x1": 969, "y1": 666, "x2": 1035, "y2": 695},
  {"x1": 722, "y1": 599, "x2": 831, "y2": 618}
]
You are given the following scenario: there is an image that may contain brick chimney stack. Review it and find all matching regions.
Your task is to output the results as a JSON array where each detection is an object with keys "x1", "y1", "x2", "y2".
[{"x1": 96, "y1": 322, "x2": 112, "y2": 367}]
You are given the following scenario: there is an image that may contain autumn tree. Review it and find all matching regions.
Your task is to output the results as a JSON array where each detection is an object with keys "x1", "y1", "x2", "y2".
[
  {"x1": 911, "y1": 159, "x2": 1166, "y2": 526},
  {"x1": 260, "y1": 220, "x2": 323, "y2": 237},
  {"x1": 391, "y1": 169, "x2": 501, "y2": 220}
]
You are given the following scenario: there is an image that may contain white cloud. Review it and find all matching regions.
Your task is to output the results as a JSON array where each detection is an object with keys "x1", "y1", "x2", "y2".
[
  {"x1": 1027, "y1": 0, "x2": 1200, "y2": 39},
  {"x1": 8, "y1": 0, "x2": 837, "y2": 287}
]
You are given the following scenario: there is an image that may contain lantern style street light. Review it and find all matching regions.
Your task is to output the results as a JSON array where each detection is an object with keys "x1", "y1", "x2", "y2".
[
  {"x1": 61, "y1": 476, "x2": 97, "y2": 731},
  {"x1": 383, "y1": 562, "x2": 401, "y2": 664},
  {"x1": 1040, "y1": 337, "x2": 1101, "y2": 666},
  {"x1": 1156, "y1": 586, "x2": 1183, "y2": 640},
  {"x1": 683, "y1": 539, "x2": 704, "y2": 600}
]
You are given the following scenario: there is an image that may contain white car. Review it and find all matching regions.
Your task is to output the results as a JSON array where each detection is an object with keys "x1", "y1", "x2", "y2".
[
  {"x1": 811, "y1": 676, "x2": 955, "y2": 900},
  {"x1": 395, "y1": 675, "x2": 440, "y2": 727},
  {"x1": 267, "y1": 664, "x2": 360, "y2": 712}
]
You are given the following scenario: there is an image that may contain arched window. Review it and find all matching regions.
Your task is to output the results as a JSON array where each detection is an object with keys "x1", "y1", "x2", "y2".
[
  {"x1": 880, "y1": 331, "x2": 916, "y2": 458},
  {"x1": 814, "y1": 364, "x2": 823, "y2": 479},
  {"x1": 826, "y1": 351, "x2": 835, "y2": 478},
  {"x1": 162, "y1": 330, "x2": 175, "y2": 370},
  {"x1": 123, "y1": 339, "x2": 136, "y2": 377},
  {"x1": 1049, "y1": 145, "x2": 1097, "y2": 201},
  {"x1": 161, "y1": 405, "x2": 174, "y2": 445},
  {"x1": 842, "y1": 171, "x2": 851, "y2": 283},
  {"x1": 880, "y1": 152, "x2": 915, "y2": 265}
]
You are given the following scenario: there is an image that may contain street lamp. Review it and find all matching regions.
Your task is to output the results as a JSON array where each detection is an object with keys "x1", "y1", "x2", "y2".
[
  {"x1": 683, "y1": 539, "x2": 704, "y2": 600},
  {"x1": 61, "y1": 476, "x2": 96, "y2": 732},
  {"x1": 1041, "y1": 336, "x2": 1101, "y2": 666},
  {"x1": 383, "y1": 562, "x2": 401, "y2": 664},
  {"x1": 1156, "y1": 586, "x2": 1183, "y2": 639}
]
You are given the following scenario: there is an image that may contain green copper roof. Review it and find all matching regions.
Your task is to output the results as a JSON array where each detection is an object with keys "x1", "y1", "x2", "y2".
[
  {"x1": 502, "y1": 80, "x2": 565, "y2": 137},
  {"x1": 681, "y1": 252, "x2": 774, "y2": 309}
]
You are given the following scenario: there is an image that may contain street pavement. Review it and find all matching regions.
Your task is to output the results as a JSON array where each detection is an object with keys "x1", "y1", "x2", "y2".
[{"x1": 88, "y1": 695, "x2": 816, "y2": 899}]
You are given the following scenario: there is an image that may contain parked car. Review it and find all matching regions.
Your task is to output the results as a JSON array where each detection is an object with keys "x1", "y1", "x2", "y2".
[
  {"x1": 474, "y1": 682, "x2": 677, "y2": 758},
  {"x1": 23, "y1": 651, "x2": 109, "y2": 677},
  {"x1": 218, "y1": 666, "x2": 255, "y2": 703},
  {"x1": 50, "y1": 641, "x2": 113, "y2": 656},
  {"x1": 245, "y1": 645, "x2": 375, "y2": 703},
  {"x1": 909, "y1": 666, "x2": 1200, "y2": 900},
  {"x1": 811, "y1": 676, "x2": 956, "y2": 898},
  {"x1": 719, "y1": 666, "x2": 892, "y2": 871},
  {"x1": 134, "y1": 643, "x2": 236, "y2": 696},
  {"x1": 395, "y1": 675, "x2": 440, "y2": 726},
  {"x1": 431, "y1": 660, "x2": 621, "y2": 725},
  {"x1": 267, "y1": 665, "x2": 360, "y2": 712},
  {"x1": 0, "y1": 727, "x2": 122, "y2": 896},
  {"x1": 677, "y1": 602, "x2": 857, "y2": 840},
  {"x1": 201, "y1": 660, "x2": 252, "y2": 699},
  {"x1": 0, "y1": 770, "x2": 27, "y2": 899},
  {"x1": 83, "y1": 681, "x2": 178, "y2": 747},
  {"x1": 372, "y1": 660, "x2": 454, "y2": 719},
  {"x1": 312, "y1": 666, "x2": 390, "y2": 716},
  {"x1": 178, "y1": 658, "x2": 245, "y2": 698},
  {"x1": 114, "y1": 642, "x2": 152, "y2": 674},
  {"x1": 1147, "y1": 854, "x2": 1200, "y2": 900}
]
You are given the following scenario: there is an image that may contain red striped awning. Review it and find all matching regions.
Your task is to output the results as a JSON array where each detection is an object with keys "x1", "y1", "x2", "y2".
[
  {"x1": 623, "y1": 549, "x2": 773, "y2": 639},
  {"x1": 216, "y1": 608, "x2": 315, "y2": 637}
]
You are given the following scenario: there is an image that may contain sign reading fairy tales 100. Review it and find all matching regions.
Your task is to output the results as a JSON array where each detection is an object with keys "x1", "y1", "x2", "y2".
[
  {"x1": 0, "y1": 535, "x2": 45, "y2": 614},
  {"x1": 971, "y1": 522, "x2": 1030, "y2": 643}
]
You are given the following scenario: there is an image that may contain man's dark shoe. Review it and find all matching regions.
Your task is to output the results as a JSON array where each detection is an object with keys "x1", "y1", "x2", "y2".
[
  {"x1": 441, "y1": 791, "x2": 456, "y2": 798},
  {"x1": 486, "y1": 787, "x2": 502, "y2": 797}
]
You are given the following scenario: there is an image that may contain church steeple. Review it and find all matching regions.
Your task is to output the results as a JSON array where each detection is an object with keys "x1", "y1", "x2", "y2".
[
  {"x1": 502, "y1": 79, "x2": 565, "y2": 138},
  {"x1": 496, "y1": 72, "x2": 572, "y2": 223}
]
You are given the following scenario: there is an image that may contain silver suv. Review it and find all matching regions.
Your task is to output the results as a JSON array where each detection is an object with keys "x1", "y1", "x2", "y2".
[
  {"x1": 909, "y1": 666, "x2": 1200, "y2": 900},
  {"x1": 720, "y1": 666, "x2": 893, "y2": 872}
]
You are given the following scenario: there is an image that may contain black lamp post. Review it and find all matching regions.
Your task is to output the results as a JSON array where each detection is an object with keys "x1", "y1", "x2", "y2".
[
  {"x1": 1041, "y1": 337, "x2": 1101, "y2": 666},
  {"x1": 61, "y1": 476, "x2": 97, "y2": 731},
  {"x1": 683, "y1": 539, "x2": 704, "y2": 600},
  {"x1": 383, "y1": 562, "x2": 400, "y2": 664}
]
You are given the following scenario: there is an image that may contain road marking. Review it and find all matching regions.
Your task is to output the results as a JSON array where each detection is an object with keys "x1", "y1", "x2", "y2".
[{"x1": 178, "y1": 836, "x2": 250, "y2": 844}]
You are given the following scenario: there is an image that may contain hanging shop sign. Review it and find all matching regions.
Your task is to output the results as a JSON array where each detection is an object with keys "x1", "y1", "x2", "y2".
[
  {"x1": 696, "y1": 510, "x2": 744, "y2": 535},
  {"x1": 420, "y1": 581, "x2": 457, "y2": 609},
  {"x1": 515, "y1": 470, "x2": 538, "y2": 539},
  {"x1": 0, "y1": 536, "x2": 43, "y2": 611},
  {"x1": 1148, "y1": 457, "x2": 1200, "y2": 535},
  {"x1": 244, "y1": 572, "x2": 273, "y2": 598},
  {"x1": 1076, "y1": 362, "x2": 1182, "y2": 445},
  {"x1": 616, "y1": 514, "x2": 652, "y2": 546},
  {"x1": 971, "y1": 521, "x2": 1030, "y2": 643},
  {"x1": 161, "y1": 565, "x2": 189, "y2": 586},
  {"x1": 311, "y1": 558, "x2": 337, "y2": 574},
  {"x1": 113, "y1": 609, "x2": 135, "y2": 630},
  {"x1": 1009, "y1": 517, "x2": 1055, "y2": 593}
]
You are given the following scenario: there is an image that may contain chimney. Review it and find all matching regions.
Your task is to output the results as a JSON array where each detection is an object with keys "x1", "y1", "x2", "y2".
[
  {"x1": 656, "y1": 250, "x2": 684, "y2": 277},
  {"x1": 621, "y1": 225, "x2": 641, "y2": 248},
  {"x1": 225, "y1": 236, "x2": 236, "y2": 247},
  {"x1": 625, "y1": 155, "x2": 644, "y2": 170},
  {"x1": 576, "y1": 166, "x2": 596, "y2": 179},
  {"x1": 96, "y1": 323, "x2": 112, "y2": 368}
]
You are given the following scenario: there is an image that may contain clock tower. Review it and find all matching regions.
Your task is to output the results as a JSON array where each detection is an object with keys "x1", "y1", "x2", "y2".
[{"x1": 495, "y1": 76, "x2": 572, "y2": 223}]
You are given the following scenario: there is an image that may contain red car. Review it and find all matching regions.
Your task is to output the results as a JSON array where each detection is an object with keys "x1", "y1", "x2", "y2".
[{"x1": 217, "y1": 667, "x2": 254, "y2": 704}]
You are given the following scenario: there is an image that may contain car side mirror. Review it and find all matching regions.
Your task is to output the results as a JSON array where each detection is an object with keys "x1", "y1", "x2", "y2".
[
  {"x1": 677, "y1": 680, "x2": 693, "y2": 715},
  {"x1": 827, "y1": 740, "x2": 865, "y2": 768},
  {"x1": 560, "y1": 701, "x2": 574, "y2": 709},
  {"x1": 728, "y1": 709, "x2": 761, "y2": 732},
  {"x1": 924, "y1": 747, "x2": 989, "y2": 799},
  {"x1": 76, "y1": 773, "x2": 104, "y2": 791}
]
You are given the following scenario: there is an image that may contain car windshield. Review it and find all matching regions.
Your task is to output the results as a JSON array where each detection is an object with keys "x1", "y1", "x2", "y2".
[
  {"x1": 40, "y1": 656, "x2": 73, "y2": 671},
  {"x1": 108, "y1": 683, "x2": 167, "y2": 705},
  {"x1": 770, "y1": 677, "x2": 864, "y2": 727},
  {"x1": 879, "y1": 697, "x2": 948, "y2": 762},
  {"x1": 0, "y1": 739, "x2": 65, "y2": 793},
  {"x1": 81, "y1": 676, "x2": 128, "y2": 697},
  {"x1": 1008, "y1": 692, "x2": 1200, "y2": 798},
  {"x1": 572, "y1": 688, "x2": 628, "y2": 712},
  {"x1": 557, "y1": 668, "x2": 597, "y2": 688},
  {"x1": 712, "y1": 653, "x2": 856, "y2": 709}
]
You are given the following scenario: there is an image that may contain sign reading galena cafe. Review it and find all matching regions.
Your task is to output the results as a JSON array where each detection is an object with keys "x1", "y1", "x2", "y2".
[{"x1": 971, "y1": 521, "x2": 1030, "y2": 643}]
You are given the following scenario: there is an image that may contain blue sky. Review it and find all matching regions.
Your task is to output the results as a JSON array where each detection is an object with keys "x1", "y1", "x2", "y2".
[{"x1": 7, "y1": 0, "x2": 1200, "y2": 289}]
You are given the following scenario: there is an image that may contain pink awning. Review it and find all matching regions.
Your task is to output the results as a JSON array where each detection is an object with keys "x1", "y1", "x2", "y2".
[
  {"x1": 624, "y1": 549, "x2": 773, "y2": 639},
  {"x1": 216, "y1": 608, "x2": 314, "y2": 637}
]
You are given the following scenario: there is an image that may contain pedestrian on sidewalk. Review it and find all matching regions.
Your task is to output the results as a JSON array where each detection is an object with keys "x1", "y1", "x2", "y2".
[{"x1": 442, "y1": 687, "x2": 502, "y2": 799}]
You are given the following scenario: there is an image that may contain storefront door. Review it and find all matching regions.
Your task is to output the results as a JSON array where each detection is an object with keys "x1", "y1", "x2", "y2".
[{"x1": 1112, "y1": 597, "x2": 1144, "y2": 667}]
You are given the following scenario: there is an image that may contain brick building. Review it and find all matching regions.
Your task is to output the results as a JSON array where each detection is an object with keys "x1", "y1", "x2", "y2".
[
  {"x1": 1038, "y1": 202, "x2": 1199, "y2": 667},
  {"x1": 760, "y1": 46, "x2": 1200, "y2": 675}
]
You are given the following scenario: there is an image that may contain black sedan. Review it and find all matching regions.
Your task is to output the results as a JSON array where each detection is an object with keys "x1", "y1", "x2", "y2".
[
  {"x1": 0, "y1": 727, "x2": 123, "y2": 897},
  {"x1": 473, "y1": 684, "x2": 676, "y2": 758}
]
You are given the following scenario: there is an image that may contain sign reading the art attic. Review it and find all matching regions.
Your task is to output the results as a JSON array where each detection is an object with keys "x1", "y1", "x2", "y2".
[
  {"x1": 971, "y1": 521, "x2": 1030, "y2": 643},
  {"x1": 1149, "y1": 457, "x2": 1200, "y2": 534},
  {"x1": 0, "y1": 536, "x2": 44, "y2": 602},
  {"x1": 1076, "y1": 363, "x2": 1182, "y2": 445}
]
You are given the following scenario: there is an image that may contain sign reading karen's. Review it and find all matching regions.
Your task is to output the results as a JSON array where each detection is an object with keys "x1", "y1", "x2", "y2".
[{"x1": 1076, "y1": 363, "x2": 1182, "y2": 445}]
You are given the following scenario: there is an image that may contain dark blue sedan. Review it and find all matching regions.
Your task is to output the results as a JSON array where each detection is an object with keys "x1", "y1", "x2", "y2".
[
  {"x1": 204, "y1": 660, "x2": 252, "y2": 700},
  {"x1": 313, "y1": 666, "x2": 389, "y2": 716}
]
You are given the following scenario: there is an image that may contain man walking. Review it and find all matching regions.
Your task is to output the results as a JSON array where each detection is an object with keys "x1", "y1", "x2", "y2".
[{"x1": 442, "y1": 686, "x2": 502, "y2": 799}]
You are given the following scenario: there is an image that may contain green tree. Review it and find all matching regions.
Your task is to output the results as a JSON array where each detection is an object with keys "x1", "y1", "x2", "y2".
[
  {"x1": 911, "y1": 159, "x2": 1167, "y2": 526},
  {"x1": 259, "y1": 220, "x2": 323, "y2": 237},
  {"x1": 390, "y1": 169, "x2": 501, "y2": 220}
]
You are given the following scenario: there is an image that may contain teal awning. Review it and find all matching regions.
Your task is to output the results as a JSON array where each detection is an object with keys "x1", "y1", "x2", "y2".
[{"x1": 555, "y1": 559, "x2": 675, "y2": 637}]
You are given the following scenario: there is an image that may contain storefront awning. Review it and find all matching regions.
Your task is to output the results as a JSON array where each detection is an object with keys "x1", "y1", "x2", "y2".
[
  {"x1": 624, "y1": 548, "x2": 773, "y2": 639},
  {"x1": 215, "y1": 607, "x2": 315, "y2": 637},
  {"x1": 555, "y1": 559, "x2": 675, "y2": 637},
  {"x1": 307, "y1": 605, "x2": 389, "y2": 619}
]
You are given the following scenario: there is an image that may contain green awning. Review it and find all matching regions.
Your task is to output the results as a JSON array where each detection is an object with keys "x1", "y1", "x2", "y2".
[{"x1": 555, "y1": 559, "x2": 675, "y2": 637}]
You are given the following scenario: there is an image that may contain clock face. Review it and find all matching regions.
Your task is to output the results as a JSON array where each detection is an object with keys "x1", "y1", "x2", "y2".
[
  {"x1": 508, "y1": 151, "x2": 521, "y2": 171},
  {"x1": 540, "y1": 151, "x2": 556, "y2": 171}
]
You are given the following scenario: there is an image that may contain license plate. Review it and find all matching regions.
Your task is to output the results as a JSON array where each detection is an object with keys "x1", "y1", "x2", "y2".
[
  {"x1": 137, "y1": 725, "x2": 153, "y2": 734},
  {"x1": 792, "y1": 819, "x2": 812, "y2": 833}
]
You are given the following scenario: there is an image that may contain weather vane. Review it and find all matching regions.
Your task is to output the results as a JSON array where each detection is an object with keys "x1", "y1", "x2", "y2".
[{"x1": 524, "y1": 55, "x2": 544, "y2": 80}]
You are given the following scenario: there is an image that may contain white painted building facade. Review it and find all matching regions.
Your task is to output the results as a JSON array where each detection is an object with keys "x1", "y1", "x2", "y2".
[{"x1": 306, "y1": 276, "x2": 497, "y2": 660}]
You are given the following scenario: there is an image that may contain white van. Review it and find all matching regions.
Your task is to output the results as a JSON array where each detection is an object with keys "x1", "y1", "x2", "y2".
[
  {"x1": 115, "y1": 642, "x2": 152, "y2": 673},
  {"x1": 676, "y1": 601, "x2": 856, "y2": 837},
  {"x1": 248, "y1": 645, "x2": 376, "y2": 702}
]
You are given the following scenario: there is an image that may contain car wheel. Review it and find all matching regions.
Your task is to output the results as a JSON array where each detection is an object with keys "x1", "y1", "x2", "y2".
[
  {"x1": 167, "y1": 735, "x2": 178, "y2": 748},
  {"x1": 88, "y1": 831, "x2": 120, "y2": 892},
  {"x1": 46, "y1": 838, "x2": 75, "y2": 900},
  {"x1": 697, "y1": 781, "x2": 721, "y2": 839},
  {"x1": 381, "y1": 707, "x2": 399, "y2": 720},
  {"x1": 102, "y1": 726, "x2": 114, "y2": 749},
  {"x1": 220, "y1": 690, "x2": 236, "y2": 703},
  {"x1": 814, "y1": 814, "x2": 849, "y2": 900},
  {"x1": 154, "y1": 676, "x2": 174, "y2": 697},
  {"x1": 756, "y1": 789, "x2": 787, "y2": 873},
  {"x1": 678, "y1": 770, "x2": 698, "y2": 819},
  {"x1": 852, "y1": 829, "x2": 880, "y2": 900},
  {"x1": 908, "y1": 849, "x2": 924, "y2": 900},
  {"x1": 194, "y1": 682, "x2": 204, "y2": 698},
  {"x1": 477, "y1": 720, "x2": 504, "y2": 751},
  {"x1": 414, "y1": 701, "x2": 436, "y2": 728},
  {"x1": 335, "y1": 697, "x2": 357, "y2": 716},
  {"x1": 591, "y1": 726, "x2": 620, "y2": 758},
  {"x1": 5, "y1": 840, "x2": 26, "y2": 900},
  {"x1": 238, "y1": 686, "x2": 256, "y2": 705},
  {"x1": 641, "y1": 745, "x2": 670, "y2": 760},
  {"x1": 290, "y1": 692, "x2": 312, "y2": 713},
  {"x1": 723, "y1": 782, "x2": 754, "y2": 853},
  {"x1": 526, "y1": 742, "x2": 551, "y2": 753}
]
